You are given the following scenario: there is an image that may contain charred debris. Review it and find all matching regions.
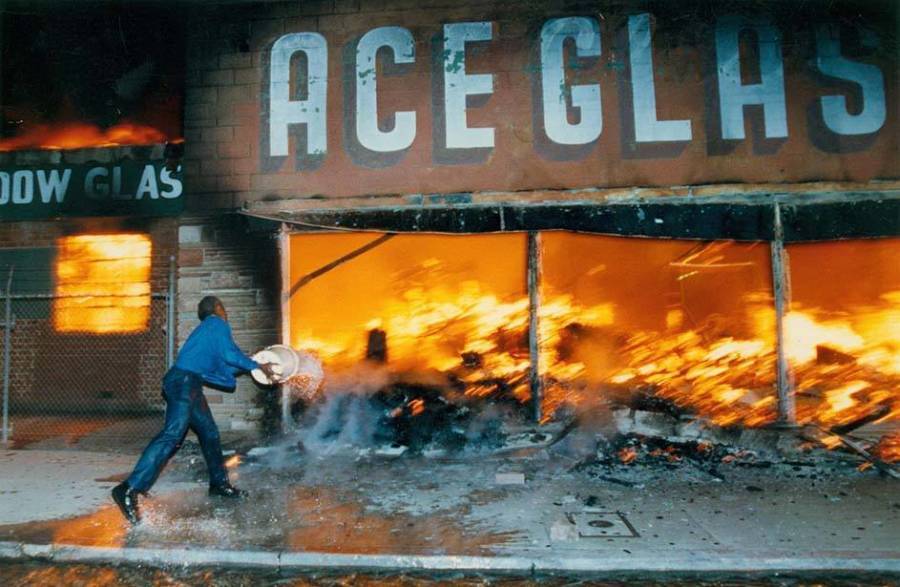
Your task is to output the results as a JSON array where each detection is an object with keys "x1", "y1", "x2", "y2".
[{"x1": 252, "y1": 370, "x2": 899, "y2": 484}]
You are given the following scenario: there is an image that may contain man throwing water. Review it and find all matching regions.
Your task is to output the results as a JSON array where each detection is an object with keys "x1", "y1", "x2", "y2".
[{"x1": 112, "y1": 296, "x2": 275, "y2": 524}]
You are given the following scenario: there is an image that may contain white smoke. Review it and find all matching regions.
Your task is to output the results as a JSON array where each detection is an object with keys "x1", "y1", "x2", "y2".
[{"x1": 296, "y1": 364, "x2": 392, "y2": 455}]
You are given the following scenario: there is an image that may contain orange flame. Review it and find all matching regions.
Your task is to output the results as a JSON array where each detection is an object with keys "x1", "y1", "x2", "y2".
[
  {"x1": 289, "y1": 234, "x2": 899, "y2": 433},
  {"x1": 409, "y1": 398, "x2": 426, "y2": 416},
  {"x1": 54, "y1": 234, "x2": 152, "y2": 334},
  {"x1": 0, "y1": 122, "x2": 169, "y2": 152},
  {"x1": 873, "y1": 433, "x2": 900, "y2": 463},
  {"x1": 618, "y1": 446, "x2": 638, "y2": 464}
]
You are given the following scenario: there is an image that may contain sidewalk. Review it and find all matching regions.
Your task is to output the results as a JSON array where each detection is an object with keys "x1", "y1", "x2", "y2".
[{"x1": 0, "y1": 443, "x2": 898, "y2": 574}]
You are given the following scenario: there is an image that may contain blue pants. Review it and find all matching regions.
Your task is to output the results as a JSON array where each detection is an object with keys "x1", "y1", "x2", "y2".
[{"x1": 127, "y1": 367, "x2": 228, "y2": 492}]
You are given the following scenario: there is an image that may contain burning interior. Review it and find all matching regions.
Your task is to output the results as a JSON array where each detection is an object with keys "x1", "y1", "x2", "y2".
[
  {"x1": 284, "y1": 229, "x2": 899, "y2": 461},
  {"x1": 0, "y1": 2, "x2": 183, "y2": 151},
  {"x1": 54, "y1": 233, "x2": 153, "y2": 334}
]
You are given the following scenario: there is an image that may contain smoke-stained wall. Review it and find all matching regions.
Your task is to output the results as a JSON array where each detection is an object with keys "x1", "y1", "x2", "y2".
[
  {"x1": 176, "y1": 0, "x2": 898, "y2": 431},
  {"x1": 181, "y1": 0, "x2": 898, "y2": 209}
]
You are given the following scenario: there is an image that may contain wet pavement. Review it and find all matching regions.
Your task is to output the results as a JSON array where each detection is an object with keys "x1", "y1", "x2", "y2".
[{"x1": 1, "y1": 438, "x2": 899, "y2": 573}]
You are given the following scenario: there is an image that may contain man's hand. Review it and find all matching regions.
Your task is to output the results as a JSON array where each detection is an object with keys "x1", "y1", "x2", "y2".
[{"x1": 258, "y1": 362, "x2": 278, "y2": 381}]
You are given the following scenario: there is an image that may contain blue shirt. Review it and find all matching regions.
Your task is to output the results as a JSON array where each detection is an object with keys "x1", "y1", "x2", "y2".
[{"x1": 174, "y1": 315, "x2": 259, "y2": 390}]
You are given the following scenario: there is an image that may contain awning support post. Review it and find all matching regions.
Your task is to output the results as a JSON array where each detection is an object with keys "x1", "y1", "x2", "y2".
[
  {"x1": 279, "y1": 224, "x2": 293, "y2": 434},
  {"x1": 527, "y1": 231, "x2": 543, "y2": 424},
  {"x1": 771, "y1": 202, "x2": 796, "y2": 425}
]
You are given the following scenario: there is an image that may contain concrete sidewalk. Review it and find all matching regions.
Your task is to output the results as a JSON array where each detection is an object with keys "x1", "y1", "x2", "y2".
[{"x1": 0, "y1": 445, "x2": 898, "y2": 574}]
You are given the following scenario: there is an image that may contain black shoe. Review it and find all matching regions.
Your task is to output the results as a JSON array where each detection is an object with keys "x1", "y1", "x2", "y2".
[
  {"x1": 111, "y1": 482, "x2": 141, "y2": 525},
  {"x1": 209, "y1": 483, "x2": 246, "y2": 498}
]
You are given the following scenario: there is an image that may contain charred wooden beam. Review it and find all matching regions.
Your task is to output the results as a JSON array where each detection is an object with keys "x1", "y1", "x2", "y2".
[
  {"x1": 365, "y1": 328, "x2": 388, "y2": 363},
  {"x1": 829, "y1": 431, "x2": 900, "y2": 480},
  {"x1": 527, "y1": 231, "x2": 543, "y2": 423},
  {"x1": 771, "y1": 202, "x2": 796, "y2": 425},
  {"x1": 829, "y1": 404, "x2": 892, "y2": 436},
  {"x1": 243, "y1": 192, "x2": 900, "y2": 242}
]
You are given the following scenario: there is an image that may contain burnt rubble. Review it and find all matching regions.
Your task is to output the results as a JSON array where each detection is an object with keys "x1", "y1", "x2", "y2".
[{"x1": 277, "y1": 377, "x2": 899, "y2": 482}]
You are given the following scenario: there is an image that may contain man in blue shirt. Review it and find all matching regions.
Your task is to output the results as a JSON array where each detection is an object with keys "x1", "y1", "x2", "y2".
[{"x1": 112, "y1": 296, "x2": 274, "y2": 524}]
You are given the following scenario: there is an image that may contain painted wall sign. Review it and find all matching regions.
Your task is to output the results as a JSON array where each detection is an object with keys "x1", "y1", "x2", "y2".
[
  {"x1": 0, "y1": 160, "x2": 183, "y2": 221},
  {"x1": 252, "y1": 8, "x2": 897, "y2": 197}
]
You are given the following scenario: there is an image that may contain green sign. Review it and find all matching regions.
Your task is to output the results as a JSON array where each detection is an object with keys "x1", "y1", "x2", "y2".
[{"x1": 0, "y1": 160, "x2": 183, "y2": 220}]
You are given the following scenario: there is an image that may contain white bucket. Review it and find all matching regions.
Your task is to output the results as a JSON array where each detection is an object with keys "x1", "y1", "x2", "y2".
[{"x1": 251, "y1": 345, "x2": 324, "y2": 400}]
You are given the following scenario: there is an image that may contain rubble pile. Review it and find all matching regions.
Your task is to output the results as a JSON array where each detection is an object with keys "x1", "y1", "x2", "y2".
[{"x1": 288, "y1": 378, "x2": 899, "y2": 482}]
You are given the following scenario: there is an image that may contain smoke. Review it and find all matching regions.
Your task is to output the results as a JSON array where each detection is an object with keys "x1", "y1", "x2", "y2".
[{"x1": 293, "y1": 364, "x2": 393, "y2": 455}]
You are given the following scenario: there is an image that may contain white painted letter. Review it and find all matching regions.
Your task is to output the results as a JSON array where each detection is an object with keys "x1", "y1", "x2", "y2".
[
  {"x1": 37, "y1": 169, "x2": 71, "y2": 204},
  {"x1": 356, "y1": 26, "x2": 416, "y2": 152},
  {"x1": 0, "y1": 173, "x2": 9, "y2": 205},
  {"x1": 628, "y1": 13, "x2": 691, "y2": 142},
  {"x1": 269, "y1": 33, "x2": 328, "y2": 157},
  {"x1": 815, "y1": 24, "x2": 885, "y2": 135},
  {"x1": 715, "y1": 15, "x2": 788, "y2": 140},
  {"x1": 85, "y1": 167, "x2": 109, "y2": 198},
  {"x1": 12, "y1": 171, "x2": 33, "y2": 204},
  {"x1": 443, "y1": 22, "x2": 494, "y2": 149},
  {"x1": 135, "y1": 165, "x2": 160, "y2": 200},
  {"x1": 159, "y1": 169, "x2": 183, "y2": 199},
  {"x1": 540, "y1": 17, "x2": 602, "y2": 145}
]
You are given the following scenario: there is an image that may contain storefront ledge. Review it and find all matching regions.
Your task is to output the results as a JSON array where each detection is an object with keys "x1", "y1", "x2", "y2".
[
  {"x1": 2, "y1": 541, "x2": 900, "y2": 574},
  {"x1": 242, "y1": 181, "x2": 900, "y2": 215},
  {"x1": 242, "y1": 190, "x2": 900, "y2": 242}
]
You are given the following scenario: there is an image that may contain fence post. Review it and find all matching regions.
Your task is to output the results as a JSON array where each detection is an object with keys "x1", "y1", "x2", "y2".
[
  {"x1": 166, "y1": 255, "x2": 176, "y2": 368},
  {"x1": 2, "y1": 267, "x2": 14, "y2": 444}
]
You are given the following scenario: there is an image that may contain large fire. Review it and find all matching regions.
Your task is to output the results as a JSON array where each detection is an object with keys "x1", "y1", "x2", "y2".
[
  {"x1": 0, "y1": 122, "x2": 169, "y2": 152},
  {"x1": 54, "y1": 234, "x2": 152, "y2": 334},
  {"x1": 289, "y1": 233, "x2": 899, "y2": 444}
]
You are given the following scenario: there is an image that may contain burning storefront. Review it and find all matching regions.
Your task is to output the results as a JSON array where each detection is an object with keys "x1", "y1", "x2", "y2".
[
  {"x1": 200, "y1": 0, "x2": 896, "y2": 465},
  {"x1": 0, "y1": 0, "x2": 897, "y2": 465}
]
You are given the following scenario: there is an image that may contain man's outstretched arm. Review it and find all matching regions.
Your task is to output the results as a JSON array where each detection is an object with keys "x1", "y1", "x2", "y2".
[{"x1": 215, "y1": 320, "x2": 260, "y2": 372}]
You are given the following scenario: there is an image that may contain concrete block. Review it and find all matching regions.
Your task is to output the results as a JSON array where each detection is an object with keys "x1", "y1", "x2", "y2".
[
  {"x1": 179, "y1": 276, "x2": 206, "y2": 294},
  {"x1": 178, "y1": 225, "x2": 204, "y2": 244},
  {"x1": 495, "y1": 472, "x2": 525, "y2": 485},
  {"x1": 230, "y1": 419, "x2": 256, "y2": 431}
]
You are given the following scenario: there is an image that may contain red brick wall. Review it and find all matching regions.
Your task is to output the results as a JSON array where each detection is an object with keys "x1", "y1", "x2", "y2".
[
  {"x1": 176, "y1": 214, "x2": 281, "y2": 427},
  {"x1": 181, "y1": 0, "x2": 898, "y2": 210},
  {"x1": 0, "y1": 217, "x2": 177, "y2": 412}
]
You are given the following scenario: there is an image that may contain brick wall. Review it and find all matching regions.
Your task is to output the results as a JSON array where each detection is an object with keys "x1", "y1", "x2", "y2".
[
  {"x1": 0, "y1": 217, "x2": 177, "y2": 412},
  {"x1": 180, "y1": 0, "x2": 898, "y2": 210},
  {"x1": 182, "y1": 0, "x2": 528, "y2": 209},
  {"x1": 176, "y1": 214, "x2": 281, "y2": 429},
  {"x1": 0, "y1": 217, "x2": 177, "y2": 291}
]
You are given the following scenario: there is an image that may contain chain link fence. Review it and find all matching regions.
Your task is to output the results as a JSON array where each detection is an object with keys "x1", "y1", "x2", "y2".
[{"x1": 1, "y1": 287, "x2": 172, "y2": 450}]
